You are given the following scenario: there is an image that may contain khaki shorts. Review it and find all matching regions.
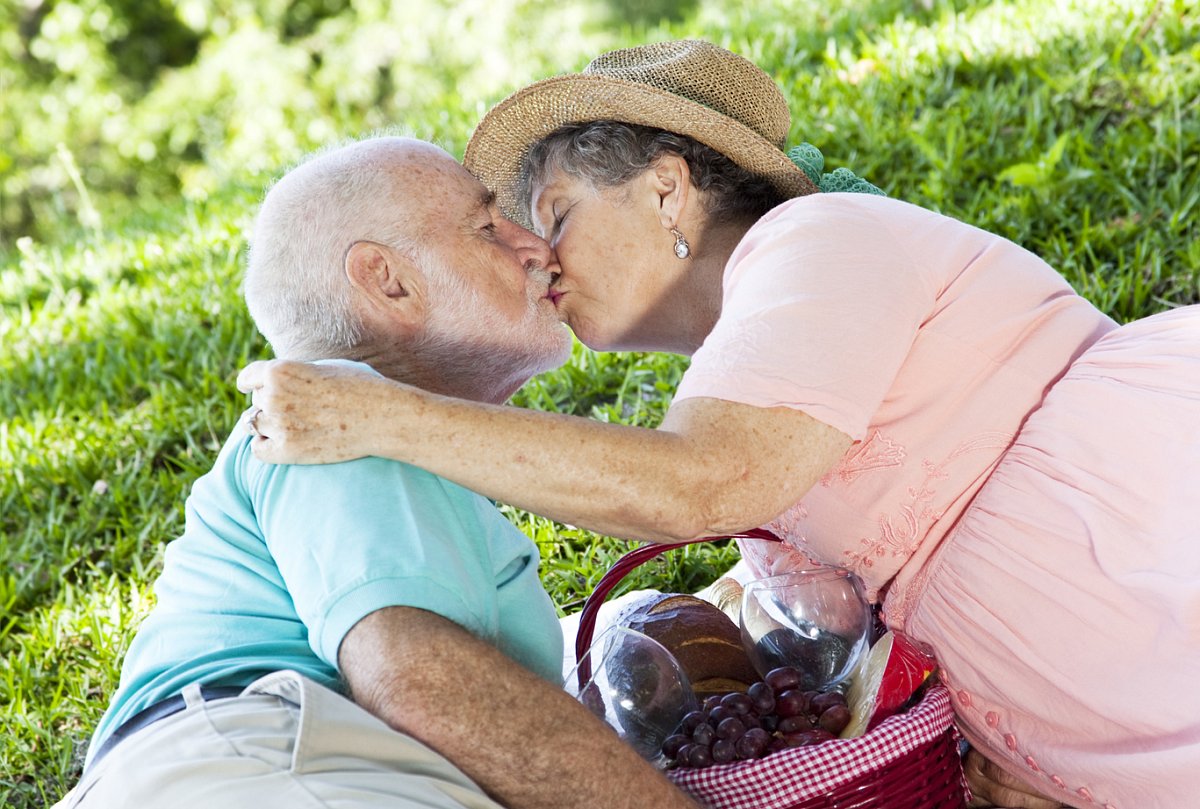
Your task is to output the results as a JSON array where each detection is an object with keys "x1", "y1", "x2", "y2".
[{"x1": 55, "y1": 670, "x2": 505, "y2": 809}]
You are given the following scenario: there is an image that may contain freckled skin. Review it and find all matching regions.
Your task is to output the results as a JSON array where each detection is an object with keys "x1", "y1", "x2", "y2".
[
  {"x1": 239, "y1": 143, "x2": 853, "y2": 544},
  {"x1": 401, "y1": 155, "x2": 567, "y2": 364},
  {"x1": 529, "y1": 164, "x2": 724, "y2": 355},
  {"x1": 531, "y1": 174, "x2": 660, "y2": 349},
  {"x1": 238, "y1": 138, "x2": 701, "y2": 809}
]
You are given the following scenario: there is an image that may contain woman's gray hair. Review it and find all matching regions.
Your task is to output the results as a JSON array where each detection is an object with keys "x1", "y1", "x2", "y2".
[
  {"x1": 244, "y1": 138, "x2": 412, "y2": 361},
  {"x1": 518, "y1": 120, "x2": 786, "y2": 226}
]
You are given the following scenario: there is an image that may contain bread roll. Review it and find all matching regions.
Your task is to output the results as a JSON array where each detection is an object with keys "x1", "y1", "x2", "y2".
[{"x1": 616, "y1": 592, "x2": 759, "y2": 697}]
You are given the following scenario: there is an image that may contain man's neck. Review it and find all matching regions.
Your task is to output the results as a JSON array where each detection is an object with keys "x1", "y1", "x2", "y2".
[{"x1": 352, "y1": 349, "x2": 522, "y2": 406}]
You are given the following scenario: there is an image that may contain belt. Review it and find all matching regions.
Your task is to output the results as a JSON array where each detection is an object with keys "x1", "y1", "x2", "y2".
[{"x1": 88, "y1": 685, "x2": 246, "y2": 771}]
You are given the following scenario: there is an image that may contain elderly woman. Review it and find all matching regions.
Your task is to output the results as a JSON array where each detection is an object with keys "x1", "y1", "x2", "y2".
[{"x1": 238, "y1": 41, "x2": 1199, "y2": 809}]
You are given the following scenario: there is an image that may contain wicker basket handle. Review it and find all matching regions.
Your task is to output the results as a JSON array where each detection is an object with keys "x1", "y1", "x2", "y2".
[{"x1": 573, "y1": 528, "x2": 782, "y2": 687}]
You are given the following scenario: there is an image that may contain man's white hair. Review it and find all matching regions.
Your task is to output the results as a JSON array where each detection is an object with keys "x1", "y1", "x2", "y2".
[{"x1": 244, "y1": 134, "x2": 418, "y2": 360}]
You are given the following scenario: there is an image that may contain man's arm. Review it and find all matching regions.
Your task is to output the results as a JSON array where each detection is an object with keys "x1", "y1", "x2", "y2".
[{"x1": 339, "y1": 606, "x2": 701, "y2": 809}]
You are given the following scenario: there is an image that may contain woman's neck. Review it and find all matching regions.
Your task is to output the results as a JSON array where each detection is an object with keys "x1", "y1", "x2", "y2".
[{"x1": 668, "y1": 219, "x2": 752, "y2": 355}]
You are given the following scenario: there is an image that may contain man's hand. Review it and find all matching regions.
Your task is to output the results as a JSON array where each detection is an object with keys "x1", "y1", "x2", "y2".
[
  {"x1": 339, "y1": 606, "x2": 701, "y2": 809},
  {"x1": 964, "y1": 748, "x2": 1064, "y2": 809},
  {"x1": 236, "y1": 359, "x2": 395, "y2": 464}
]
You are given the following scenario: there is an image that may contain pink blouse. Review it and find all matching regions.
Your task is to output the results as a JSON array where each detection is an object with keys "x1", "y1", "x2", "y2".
[{"x1": 673, "y1": 194, "x2": 1115, "y2": 624}]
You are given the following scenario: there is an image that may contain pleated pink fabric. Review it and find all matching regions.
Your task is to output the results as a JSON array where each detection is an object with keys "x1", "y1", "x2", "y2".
[{"x1": 674, "y1": 193, "x2": 1200, "y2": 808}]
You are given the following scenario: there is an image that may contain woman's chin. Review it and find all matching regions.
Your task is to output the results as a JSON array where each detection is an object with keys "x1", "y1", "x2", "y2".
[
  {"x1": 565, "y1": 319, "x2": 610, "y2": 352},
  {"x1": 568, "y1": 315, "x2": 653, "y2": 353},
  {"x1": 574, "y1": 331, "x2": 623, "y2": 353}
]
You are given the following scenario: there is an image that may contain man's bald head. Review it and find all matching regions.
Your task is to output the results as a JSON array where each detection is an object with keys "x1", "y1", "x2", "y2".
[
  {"x1": 245, "y1": 137, "x2": 445, "y2": 360},
  {"x1": 245, "y1": 135, "x2": 569, "y2": 402}
]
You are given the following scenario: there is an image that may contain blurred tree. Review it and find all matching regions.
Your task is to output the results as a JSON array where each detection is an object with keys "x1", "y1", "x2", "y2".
[
  {"x1": 101, "y1": 0, "x2": 202, "y2": 84},
  {"x1": 0, "y1": 0, "x2": 613, "y2": 248},
  {"x1": 282, "y1": 0, "x2": 353, "y2": 39},
  {"x1": 602, "y1": 0, "x2": 698, "y2": 26}
]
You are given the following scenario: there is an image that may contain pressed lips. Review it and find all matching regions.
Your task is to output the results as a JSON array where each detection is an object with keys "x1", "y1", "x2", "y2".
[{"x1": 544, "y1": 272, "x2": 563, "y2": 306}]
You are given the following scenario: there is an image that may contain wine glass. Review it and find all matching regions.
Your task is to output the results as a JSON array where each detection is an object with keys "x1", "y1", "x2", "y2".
[
  {"x1": 739, "y1": 567, "x2": 872, "y2": 692},
  {"x1": 565, "y1": 625, "x2": 699, "y2": 764}
]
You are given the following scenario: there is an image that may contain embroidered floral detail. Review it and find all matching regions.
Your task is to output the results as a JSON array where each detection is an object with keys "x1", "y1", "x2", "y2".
[
  {"x1": 737, "y1": 527, "x2": 819, "y2": 579},
  {"x1": 921, "y1": 458, "x2": 949, "y2": 480},
  {"x1": 762, "y1": 503, "x2": 824, "y2": 572},
  {"x1": 772, "y1": 542, "x2": 821, "y2": 575},
  {"x1": 946, "y1": 432, "x2": 1014, "y2": 461},
  {"x1": 821, "y1": 430, "x2": 906, "y2": 486},
  {"x1": 692, "y1": 316, "x2": 773, "y2": 378},
  {"x1": 764, "y1": 500, "x2": 809, "y2": 541},
  {"x1": 739, "y1": 500, "x2": 831, "y2": 588},
  {"x1": 840, "y1": 432, "x2": 1012, "y2": 578},
  {"x1": 878, "y1": 504, "x2": 925, "y2": 556}
]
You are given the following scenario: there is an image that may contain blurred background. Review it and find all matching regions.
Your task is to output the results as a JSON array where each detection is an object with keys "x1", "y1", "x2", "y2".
[
  {"x1": 2, "y1": 0, "x2": 706, "y2": 249},
  {"x1": 1, "y1": 1, "x2": 1197, "y2": 805},
  {"x1": 5, "y1": 0, "x2": 1196, "y2": 265}
]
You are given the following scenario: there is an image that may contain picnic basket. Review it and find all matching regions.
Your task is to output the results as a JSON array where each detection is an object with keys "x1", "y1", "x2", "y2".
[{"x1": 574, "y1": 531, "x2": 970, "y2": 809}]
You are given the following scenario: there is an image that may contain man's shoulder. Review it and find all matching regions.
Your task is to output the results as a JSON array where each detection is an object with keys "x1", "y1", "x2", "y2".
[
  {"x1": 312, "y1": 357, "x2": 379, "y2": 374},
  {"x1": 229, "y1": 431, "x2": 506, "y2": 539},
  {"x1": 227, "y1": 358, "x2": 516, "y2": 531},
  {"x1": 245, "y1": 442, "x2": 500, "y2": 517}
]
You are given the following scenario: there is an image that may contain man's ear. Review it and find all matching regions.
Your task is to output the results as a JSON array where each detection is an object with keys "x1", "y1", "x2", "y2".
[
  {"x1": 346, "y1": 240, "x2": 412, "y2": 299},
  {"x1": 646, "y1": 152, "x2": 692, "y2": 230},
  {"x1": 344, "y1": 241, "x2": 426, "y2": 327}
]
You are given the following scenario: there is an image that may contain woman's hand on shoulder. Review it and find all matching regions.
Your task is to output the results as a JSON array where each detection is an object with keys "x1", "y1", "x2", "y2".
[{"x1": 236, "y1": 359, "x2": 395, "y2": 465}]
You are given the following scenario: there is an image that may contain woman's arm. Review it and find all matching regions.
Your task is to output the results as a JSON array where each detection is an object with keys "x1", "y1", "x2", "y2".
[{"x1": 238, "y1": 359, "x2": 852, "y2": 542}]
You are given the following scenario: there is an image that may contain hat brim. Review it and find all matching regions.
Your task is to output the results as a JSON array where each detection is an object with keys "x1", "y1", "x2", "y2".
[{"x1": 464, "y1": 73, "x2": 818, "y2": 229}]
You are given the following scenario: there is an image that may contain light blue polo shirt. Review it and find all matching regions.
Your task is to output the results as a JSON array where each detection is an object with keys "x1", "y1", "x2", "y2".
[{"x1": 86, "y1": 362, "x2": 563, "y2": 769}]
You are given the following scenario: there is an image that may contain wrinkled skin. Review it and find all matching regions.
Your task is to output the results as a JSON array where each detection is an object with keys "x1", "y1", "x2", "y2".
[{"x1": 965, "y1": 747, "x2": 1065, "y2": 809}]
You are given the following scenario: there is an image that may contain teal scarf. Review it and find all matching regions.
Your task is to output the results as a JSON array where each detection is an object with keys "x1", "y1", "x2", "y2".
[{"x1": 786, "y1": 143, "x2": 885, "y2": 196}]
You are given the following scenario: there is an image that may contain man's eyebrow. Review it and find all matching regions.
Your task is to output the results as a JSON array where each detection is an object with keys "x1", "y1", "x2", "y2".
[{"x1": 478, "y1": 190, "x2": 497, "y2": 211}]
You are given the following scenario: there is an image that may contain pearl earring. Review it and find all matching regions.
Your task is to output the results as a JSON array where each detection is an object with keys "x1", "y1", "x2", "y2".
[{"x1": 670, "y1": 227, "x2": 690, "y2": 259}]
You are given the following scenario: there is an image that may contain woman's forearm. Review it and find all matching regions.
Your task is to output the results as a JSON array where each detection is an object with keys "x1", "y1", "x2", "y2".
[
  {"x1": 243, "y1": 360, "x2": 850, "y2": 542},
  {"x1": 378, "y1": 382, "x2": 732, "y2": 541},
  {"x1": 379, "y1": 381, "x2": 847, "y2": 542}
]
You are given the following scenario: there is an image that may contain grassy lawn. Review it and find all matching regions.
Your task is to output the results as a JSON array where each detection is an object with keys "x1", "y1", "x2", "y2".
[{"x1": 2, "y1": 0, "x2": 1197, "y2": 805}]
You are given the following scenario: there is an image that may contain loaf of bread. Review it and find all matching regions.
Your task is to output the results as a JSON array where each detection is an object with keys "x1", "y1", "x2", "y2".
[{"x1": 615, "y1": 592, "x2": 760, "y2": 697}]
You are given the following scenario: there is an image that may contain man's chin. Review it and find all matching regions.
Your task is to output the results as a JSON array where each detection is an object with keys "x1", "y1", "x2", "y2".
[
  {"x1": 532, "y1": 331, "x2": 574, "y2": 375},
  {"x1": 489, "y1": 317, "x2": 574, "y2": 383}
]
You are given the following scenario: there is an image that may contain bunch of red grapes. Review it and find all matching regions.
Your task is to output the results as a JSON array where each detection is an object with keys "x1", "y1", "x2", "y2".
[{"x1": 663, "y1": 666, "x2": 851, "y2": 769}]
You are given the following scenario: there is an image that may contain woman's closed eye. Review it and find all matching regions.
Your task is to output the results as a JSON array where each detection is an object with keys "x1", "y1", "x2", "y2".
[{"x1": 550, "y1": 204, "x2": 570, "y2": 239}]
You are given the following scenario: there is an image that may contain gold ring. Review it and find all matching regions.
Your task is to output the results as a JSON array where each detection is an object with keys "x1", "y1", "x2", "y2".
[{"x1": 247, "y1": 407, "x2": 263, "y2": 436}]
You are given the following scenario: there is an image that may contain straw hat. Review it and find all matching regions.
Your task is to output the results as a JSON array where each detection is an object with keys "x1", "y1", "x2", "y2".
[{"x1": 464, "y1": 39, "x2": 818, "y2": 226}]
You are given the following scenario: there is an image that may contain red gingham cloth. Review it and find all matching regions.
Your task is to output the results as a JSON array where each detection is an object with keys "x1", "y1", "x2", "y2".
[{"x1": 667, "y1": 685, "x2": 956, "y2": 809}]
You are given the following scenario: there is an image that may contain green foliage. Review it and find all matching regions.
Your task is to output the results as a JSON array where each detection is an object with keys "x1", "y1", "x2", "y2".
[
  {"x1": 2, "y1": 0, "x2": 1198, "y2": 806},
  {"x1": 1, "y1": 0, "x2": 608, "y2": 246}
]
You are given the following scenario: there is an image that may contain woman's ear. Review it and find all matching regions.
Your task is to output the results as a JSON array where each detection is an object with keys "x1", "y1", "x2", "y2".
[
  {"x1": 646, "y1": 152, "x2": 692, "y2": 230},
  {"x1": 344, "y1": 241, "x2": 425, "y2": 327}
]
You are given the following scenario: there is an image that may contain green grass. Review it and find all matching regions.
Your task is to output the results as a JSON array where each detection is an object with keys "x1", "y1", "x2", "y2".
[{"x1": 2, "y1": 0, "x2": 1197, "y2": 805}]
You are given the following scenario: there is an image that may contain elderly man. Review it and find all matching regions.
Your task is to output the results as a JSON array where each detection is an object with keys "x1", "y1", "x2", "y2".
[{"x1": 55, "y1": 137, "x2": 698, "y2": 809}]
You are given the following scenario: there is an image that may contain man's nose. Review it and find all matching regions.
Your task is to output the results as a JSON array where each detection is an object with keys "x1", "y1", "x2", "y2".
[{"x1": 501, "y1": 216, "x2": 556, "y2": 270}]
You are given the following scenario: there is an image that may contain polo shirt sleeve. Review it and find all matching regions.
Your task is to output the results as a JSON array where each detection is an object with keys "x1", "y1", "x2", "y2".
[
  {"x1": 242, "y1": 453, "x2": 503, "y2": 670},
  {"x1": 673, "y1": 195, "x2": 936, "y2": 440}
]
